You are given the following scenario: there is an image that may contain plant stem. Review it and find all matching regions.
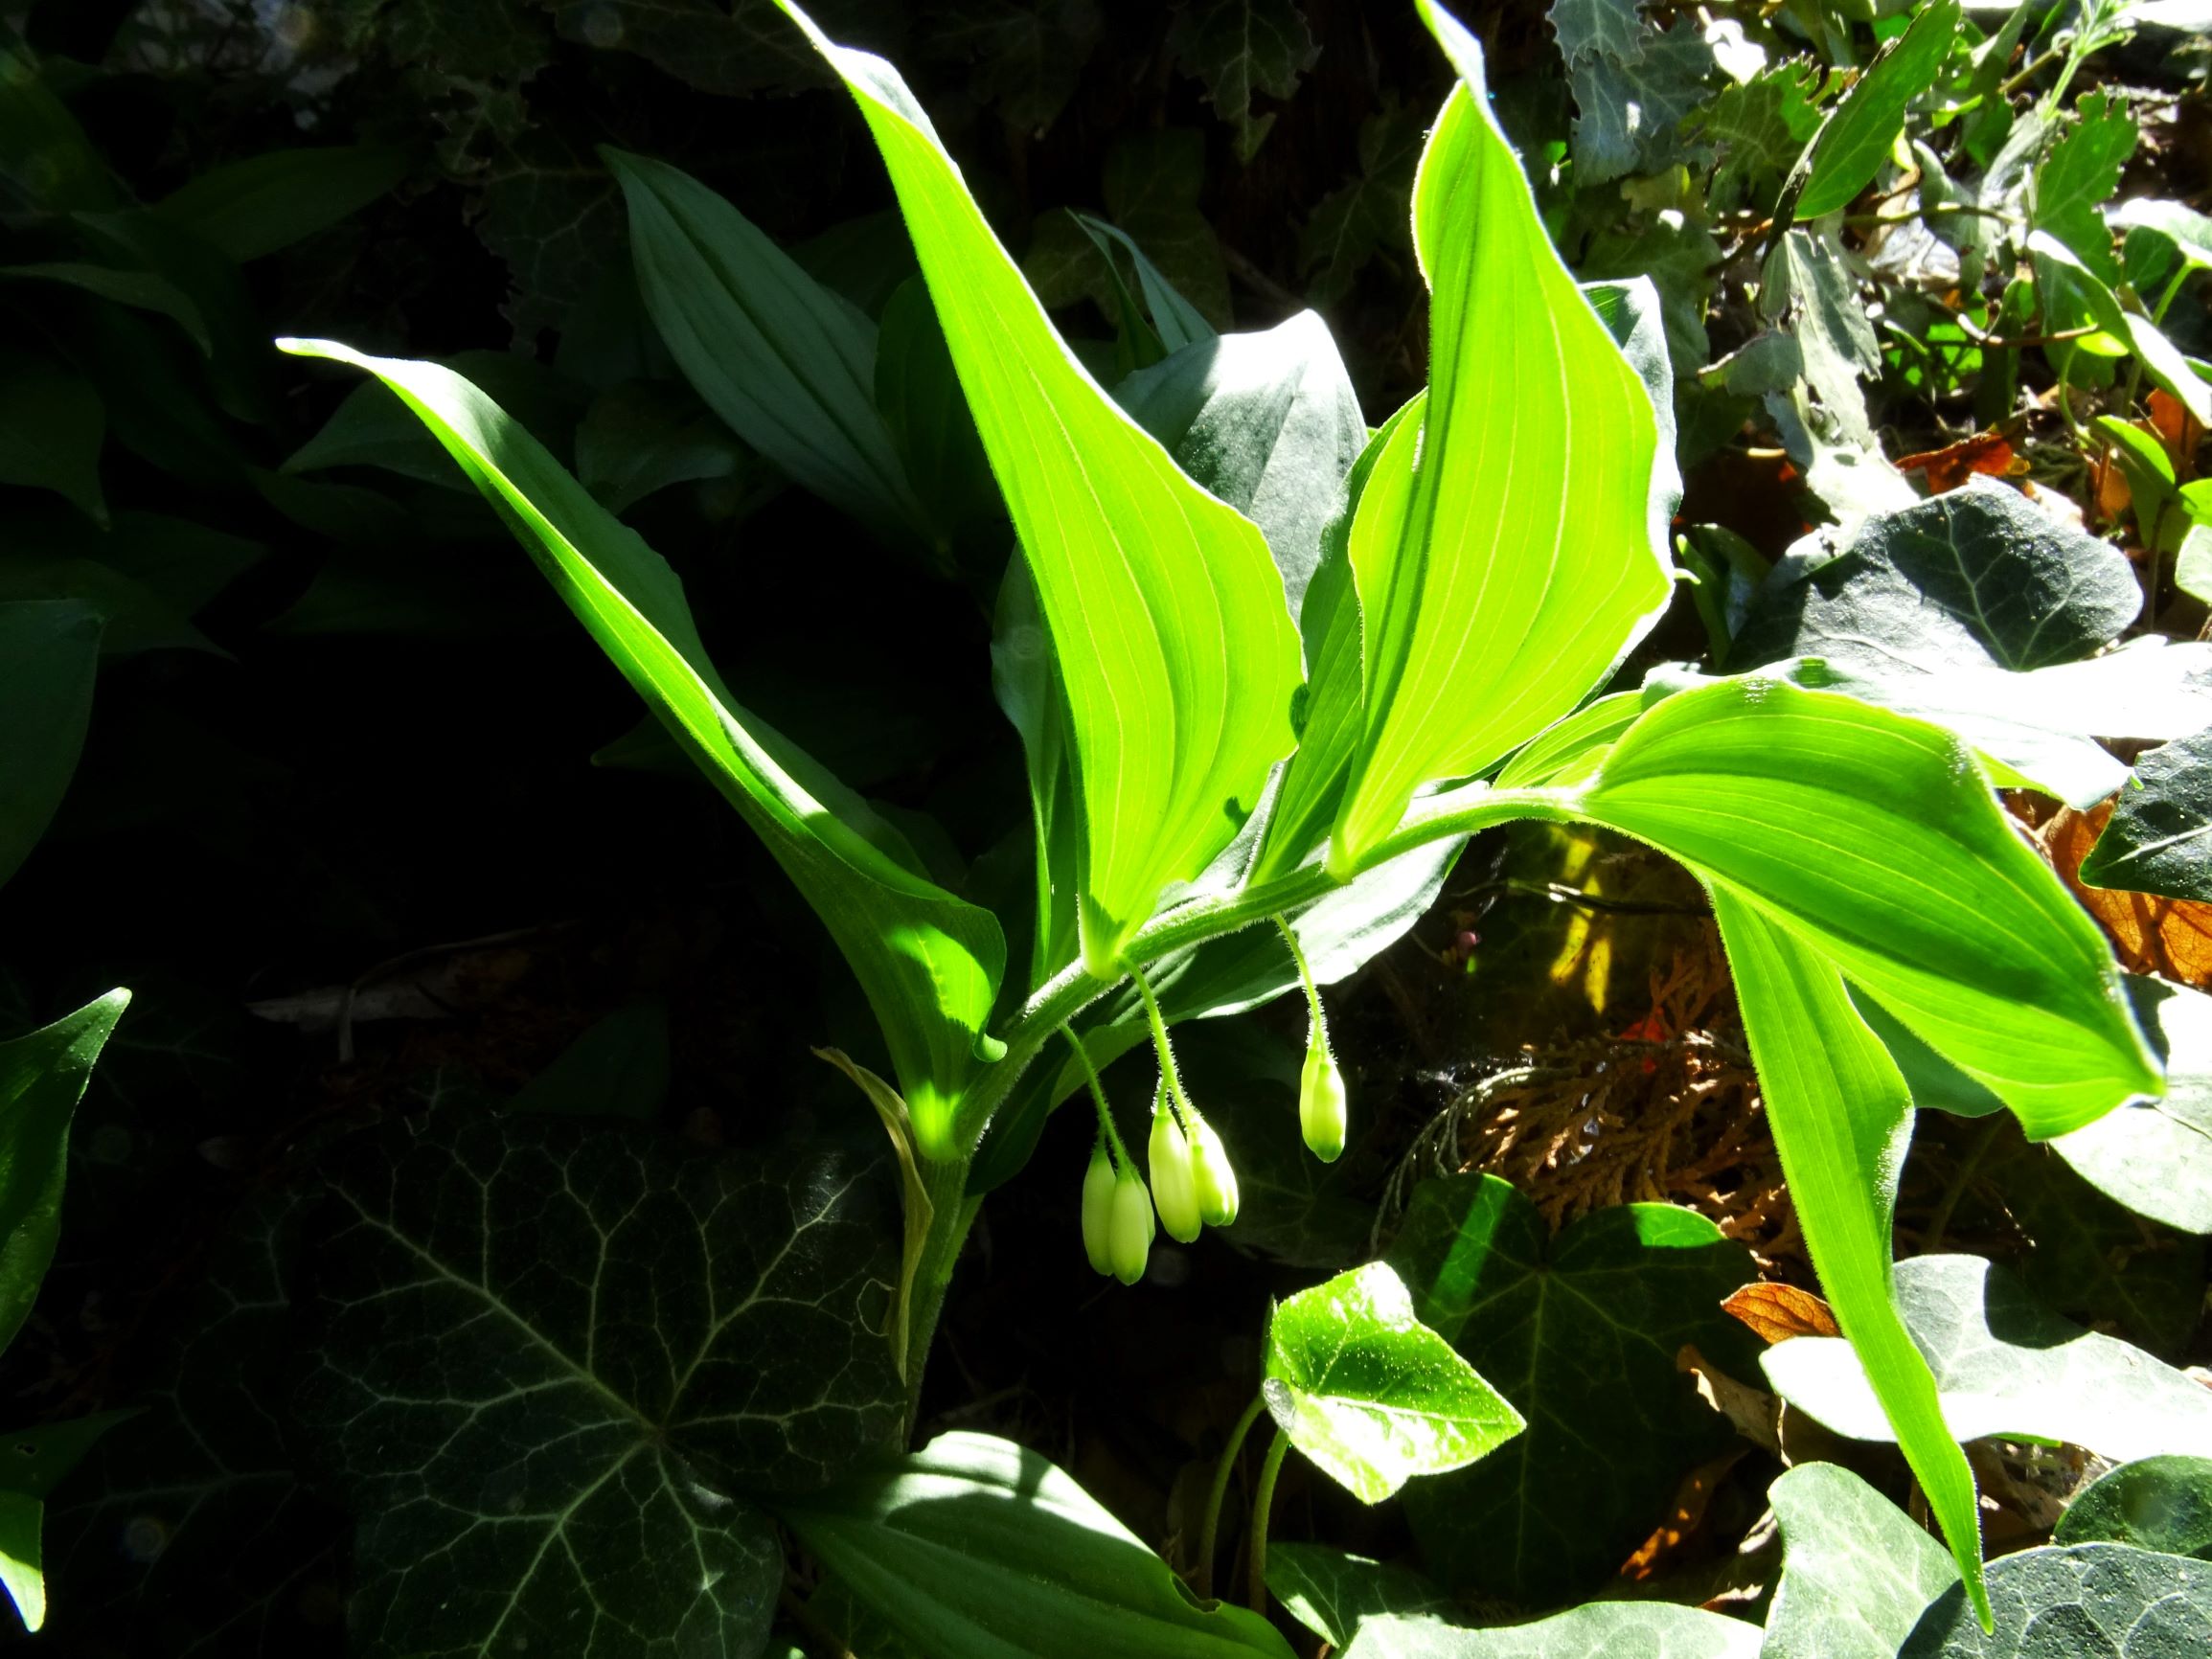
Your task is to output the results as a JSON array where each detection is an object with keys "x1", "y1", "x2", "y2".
[
  {"x1": 1246, "y1": 1429, "x2": 1290, "y2": 1615},
  {"x1": 900, "y1": 1150, "x2": 983, "y2": 1435},
  {"x1": 1195, "y1": 1394, "x2": 1266, "y2": 1598},
  {"x1": 1128, "y1": 961, "x2": 1196, "y2": 1126},
  {"x1": 1921, "y1": 1116, "x2": 2002, "y2": 1256},
  {"x1": 1063, "y1": 1024, "x2": 1131, "y2": 1169},
  {"x1": 1274, "y1": 915, "x2": 1326, "y2": 1040}
]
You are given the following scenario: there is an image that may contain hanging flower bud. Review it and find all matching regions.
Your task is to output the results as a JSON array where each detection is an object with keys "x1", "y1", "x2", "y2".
[
  {"x1": 1185, "y1": 1112, "x2": 1240, "y2": 1228},
  {"x1": 1299, "y1": 1038, "x2": 1349, "y2": 1163},
  {"x1": 1148, "y1": 1088, "x2": 1202, "y2": 1242},
  {"x1": 1108, "y1": 1166, "x2": 1154, "y2": 1284},
  {"x1": 1081, "y1": 1139, "x2": 1117, "y2": 1275}
]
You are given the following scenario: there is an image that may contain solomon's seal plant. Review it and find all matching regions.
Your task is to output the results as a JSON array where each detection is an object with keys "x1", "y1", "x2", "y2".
[{"x1": 270, "y1": 0, "x2": 2169, "y2": 1638}]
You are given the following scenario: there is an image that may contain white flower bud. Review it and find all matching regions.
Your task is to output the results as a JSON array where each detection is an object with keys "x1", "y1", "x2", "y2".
[
  {"x1": 1186, "y1": 1112, "x2": 1239, "y2": 1228},
  {"x1": 1108, "y1": 1168, "x2": 1154, "y2": 1284},
  {"x1": 1148, "y1": 1091, "x2": 1202, "y2": 1243},
  {"x1": 1081, "y1": 1140, "x2": 1117, "y2": 1275},
  {"x1": 1299, "y1": 1038, "x2": 1348, "y2": 1163}
]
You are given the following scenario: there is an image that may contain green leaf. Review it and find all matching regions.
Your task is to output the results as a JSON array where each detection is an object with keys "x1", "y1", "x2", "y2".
[
  {"x1": 0, "y1": 259, "x2": 213, "y2": 355},
  {"x1": 1262, "y1": 1261, "x2": 1523, "y2": 1504},
  {"x1": 1764, "y1": 1253, "x2": 2212, "y2": 1464},
  {"x1": 1327, "y1": 10, "x2": 1673, "y2": 875},
  {"x1": 2055, "y1": 1457, "x2": 2212, "y2": 1558},
  {"x1": 1898, "y1": 1543, "x2": 2212, "y2": 1657},
  {"x1": 1761, "y1": 224, "x2": 1881, "y2": 448},
  {"x1": 2032, "y1": 232, "x2": 2212, "y2": 428},
  {"x1": 299, "y1": 1111, "x2": 904, "y2": 1659},
  {"x1": 0, "y1": 45, "x2": 119, "y2": 213},
  {"x1": 506, "y1": 1000, "x2": 672, "y2": 1121},
  {"x1": 2052, "y1": 976, "x2": 2212, "y2": 1234},
  {"x1": 575, "y1": 378, "x2": 755, "y2": 515},
  {"x1": 1169, "y1": 0, "x2": 1318, "y2": 162},
  {"x1": 1692, "y1": 61, "x2": 1824, "y2": 216},
  {"x1": 0, "y1": 1411, "x2": 133, "y2": 1635},
  {"x1": 777, "y1": 1430, "x2": 1299, "y2": 1659},
  {"x1": 1383, "y1": 1173, "x2": 1760, "y2": 1604},
  {"x1": 777, "y1": 1, "x2": 1305, "y2": 975},
  {"x1": 1264, "y1": 1544, "x2": 1449, "y2": 1648},
  {"x1": 1789, "y1": 0, "x2": 1961, "y2": 222},
  {"x1": 875, "y1": 274, "x2": 1001, "y2": 559},
  {"x1": 1564, "y1": 20, "x2": 1716, "y2": 187},
  {"x1": 1548, "y1": 0, "x2": 1642, "y2": 65},
  {"x1": 2033, "y1": 92, "x2": 2136, "y2": 285},
  {"x1": 285, "y1": 348, "x2": 591, "y2": 489},
  {"x1": 0, "y1": 989, "x2": 127, "y2": 1355},
  {"x1": 1728, "y1": 476, "x2": 2142, "y2": 675},
  {"x1": 1715, "y1": 893, "x2": 1986, "y2": 1615},
  {"x1": 1339, "y1": 1604, "x2": 1760, "y2": 1657},
  {"x1": 2083, "y1": 729, "x2": 2212, "y2": 902},
  {"x1": 1564, "y1": 676, "x2": 2159, "y2": 1137},
  {"x1": 276, "y1": 340, "x2": 1005, "y2": 1147},
  {"x1": 1764, "y1": 1463, "x2": 1962, "y2": 1659},
  {"x1": 154, "y1": 143, "x2": 411, "y2": 262},
  {"x1": 924, "y1": 0, "x2": 1102, "y2": 136},
  {"x1": 1298, "y1": 99, "x2": 1425, "y2": 306},
  {"x1": 0, "y1": 552, "x2": 219, "y2": 659},
  {"x1": 1115, "y1": 309, "x2": 1367, "y2": 619},
  {"x1": 2112, "y1": 198, "x2": 2212, "y2": 282},
  {"x1": 0, "y1": 355, "x2": 103, "y2": 524},
  {"x1": 604, "y1": 148, "x2": 924, "y2": 542}
]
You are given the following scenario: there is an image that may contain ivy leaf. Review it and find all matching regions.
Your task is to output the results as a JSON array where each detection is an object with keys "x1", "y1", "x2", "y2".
[
  {"x1": 2035, "y1": 91, "x2": 2137, "y2": 286},
  {"x1": 1170, "y1": 0, "x2": 1318, "y2": 162},
  {"x1": 2055, "y1": 1457, "x2": 2212, "y2": 1558},
  {"x1": 1566, "y1": 20, "x2": 1716, "y2": 187},
  {"x1": 1384, "y1": 1172, "x2": 1761, "y2": 1604},
  {"x1": 2053, "y1": 977, "x2": 2212, "y2": 1234},
  {"x1": 1761, "y1": 224, "x2": 1881, "y2": 449},
  {"x1": 1263, "y1": 1261, "x2": 1524, "y2": 1504},
  {"x1": 1265, "y1": 1544, "x2": 1450, "y2": 1648},
  {"x1": 1298, "y1": 100, "x2": 1425, "y2": 307},
  {"x1": 2082, "y1": 729, "x2": 2212, "y2": 903},
  {"x1": 1899, "y1": 1543, "x2": 2212, "y2": 1657},
  {"x1": 296, "y1": 1112, "x2": 905, "y2": 1659},
  {"x1": 1548, "y1": 0, "x2": 1642, "y2": 67},
  {"x1": 924, "y1": 0, "x2": 1103, "y2": 136},
  {"x1": 1340, "y1": 1604, "x2": 1760, "y2": 1657},
  {"x1": 1692, "y1": 61, "x2": 1823, "y2": 216},
  {"x1": 1764, "y1": 1254, "x2": 2212, "y2": 1464},
  {"x1": 1729, "y1": 478, "x2": 2143, "y2": 674},
  {"x1": 547, "y1": 0, "x2": 901, "y2": 98},
  {"x1": 1764, "y1": 1464, "x2": 1961, "y2": 1659}
]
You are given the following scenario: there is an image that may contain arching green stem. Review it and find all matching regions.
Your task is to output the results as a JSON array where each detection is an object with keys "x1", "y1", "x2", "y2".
[{"x1": 1195, "y1": 1392, "x2": 1266, "y2": 1599}]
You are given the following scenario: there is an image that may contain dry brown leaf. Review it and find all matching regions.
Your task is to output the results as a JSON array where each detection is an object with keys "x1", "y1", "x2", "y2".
[
  {"x1": 1678, "y1": 1343, "x2": 1782, "y2": 1455},
  {"x1": 2150, "y1": 388, "x2": 2204, "y2": 480},
  {"x1": 1895, "y1": 431, "x2": 2027, "y2": 494},
  {"x1": 1620, "y1": 1443, "x2": 1749, "y2": 1579},
  {"x1": 1721, "y1": 1281, "x2": 1840, "y2": 1344},
  {"x1": 2044, "y1": 802, "x2": 2212, "y2": 987}
]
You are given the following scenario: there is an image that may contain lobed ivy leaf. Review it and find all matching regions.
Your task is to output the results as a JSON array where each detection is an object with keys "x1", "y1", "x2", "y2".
[
  {"x1": 1263, "y1": 1261, "x2": 1523, "y2": 1504},
  {"x1": 1763, "y1": 1463, "x2": 1961, "y2": 1659},
  {"x1": 1692, "y1": 61, "x2": 1823, "y2": 216},
  {"x1": 923, "y1": 0, "x2": 1102, "y2": 136},
  {"x1": 1169, "y1": 0, "x2": 1318, "y2": 162},
  {"x1": 1899, "y1": 1543, "x2": 2212, "y2": 1657},
  {"x1": 1384, "y1": 1173, "x2": 1759, "y2": 1604},
  {"x1": 1264, "y1": 1544, "x2": 1450, "y2": 1649},
  {"x1": 1341, "y1": 1604, "x2": 1760, "y2": 1657},
  {"x1": 297, "y1": 1112, "x2": 905, "y2": 1659},
  {"x1": 2055, "y1": 1457, "x2": 2212, "y2": 1559},
  {"x1": 2082, "y1": 729, "x2": 2212, "y2": 903},
  {"x1": 1764, "y1": 1254, "x2": 2212, "y2": 1464},
  {"x1": 1297, "y1": 100, "x2": 1425, "y2": 307},
  {"x1": 1565, "y1": 19, "x2": 1716, "y2": 187}
]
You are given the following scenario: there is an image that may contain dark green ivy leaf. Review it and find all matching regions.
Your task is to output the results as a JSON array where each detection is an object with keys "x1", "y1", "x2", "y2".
[
  {"x1": 2056, "y1": 1457, "x2": 2212, "y2": 1559},
  {"x1": 2082, "y1": 728, "x2": 2212, "y2": 903},
  {"x1": 1265, "y1": 1544, "x2": 1450, "y2": 1649},
  {"x1": 1169, "y1": 0, "x2": 1319, "y2": 163},
  {"x1": 1900, "y1": 1543, "x2": 2212, "y2": 1657},
  {"x1": 1384, "y1": 1174, "x2": 1761, "y2": 1605},
  {"x1": 296, "y1": 1111, "x2": 905, "y2": 1658},
  {"x1": 1341, "y1": 1603, "x2": 1759, "y2": 1657},
  {"x1": 1690, "y1": 60, "x2": 1822, "y2": 216}
]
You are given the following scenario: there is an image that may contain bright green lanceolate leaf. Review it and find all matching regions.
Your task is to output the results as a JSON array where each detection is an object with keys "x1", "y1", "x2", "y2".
[
  {"x1": 1765, "y1": 1254, "x2": 2212, "y2": 1464},
  {"x1": 777, "y1": 1431, "x2": 1297, "y2": 1659},
  {"x1": 1566, "y1": 677, "x2": 2159, "y2": 1137},
  {"x1": 1383, "y1": 1172, "x2": 1761, "y2": 1605},
  {"x1": 2081, "y1": 729, "x2": 2212, "y2": 903},
  {"x1": 1764, "y1": 1463, "x2": 1962, "y2": 1659},
  {"x1": 1324, "y1": 7, "x2": 1673, "y2": 876},
  {"x1": 604, "y1": 148, "x2": 925, "y2": 544},
  {"x1": 1262, "y1": 1261, "x2": 1523, "y2": 1504},
  {"x1": 1788, "y1": 0, "x2": 1961, "y2": 223},
  {"x1": 778, "y1": 0, "x2": 1305, "y2": 977},
  {"x1": 285, "y1": 348, "x2": 591, "y2": 489},
  {"x1": 1264, "y1": 1544, "x2": 1450, "y2": 1649},
  {"x1": 274, "y1": 340, "x2": 1004, "y2": 1148},
  {"x1": 1898, "y1": 1544, "x2": 2212, "y2": 1658},
  {"x1": 297, "y1": 1111, "x2": 905, "y2": 1659},
  {"x1": 0, "y1": 990, "x2": 127, "y2": 1357},
  {"x1": 1715, "y1": 894, "x2": 1986, "y2": 1614},
  {"x1": 0, "y1": 600, "x2": 99, "y2": 893},
  {"x1": 2055, "y1": 1457, "x2": 2212, "y2": 1559},
  {"x1": 154, "y1": 143, "x2": 411, "y2": 263},
  {"x1": 1340, "y1": 1604, "x2": 1761, "y2": 1658},
  {"x1": 0, "y1": 1410, "x2": 133, "y2": 1634}
]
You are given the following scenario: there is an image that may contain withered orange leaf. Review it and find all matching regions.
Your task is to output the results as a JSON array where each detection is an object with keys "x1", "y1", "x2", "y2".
[
  {"x1": 2149, "y1": 388, "x2": 2204, "y2": 480},
  {"x1": 1895, "y1": 431, "x2": 2025, "y2": 494},
  {"x1": 2046, "y1": 802, "x2": 2212, "y2": 988},
  {"x1": 1721, "y1": 1281, "x2": 1840, "y2": 1344}
]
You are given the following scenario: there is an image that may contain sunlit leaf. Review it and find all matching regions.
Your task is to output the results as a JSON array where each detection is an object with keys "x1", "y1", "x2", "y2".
[
  {"x1": 2054, "y1": 1456, "x2": 2212, "y2": 1558},
  {"x1": 1899, "y1": 1544, "x2": 2212, "y2": 1658},
  {"x1": 1788, "y1": 0, "x2": 1960, "y2": 222}
]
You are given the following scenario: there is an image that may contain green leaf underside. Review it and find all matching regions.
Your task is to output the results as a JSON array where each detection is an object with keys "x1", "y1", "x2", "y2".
[
  {"x1": 2056, "y1": 1457, "x2": 2212, "y2": 1559},
  {"x1": 1899, "y1": 1544, "x2": 2212, "y2": 1657},
  {"x1": 0, "y1": 990, "x2": 128, "y2": 1356},
  {"x1": 1383, "y1": 1173, "x2": 1760, "y2": 1604},
  {"x1": 778, "y1": 0, "x2": 1305, "y2": 976},
  {"x1": 1714, "y1": 894, "x2": 1986, "y2": 1615},
  {"x1": 1263, "y1": 1261, "x2": 1523, "y2": 1504},
  {"x1": 1571, "y1": 677, "x2": 2157, "y2": 1136},
  {"x1": 274, "y1": 340, "x2": 1003, "y2": 1146},
  {"x1": 1790, "y1": 0, "x2": 1961, "y2": 223},
  {"x1": 1265, "y1": 1543, "x2": 1450, "y2": 1648},
  {"x1": 778, "y1": 1431, "x2": 1297, "y2": 1659},
  {"x1": 1764, "y1": 1463, "x2": 1961, "y2": 1659},
  {"x1": 1327, "y1": 11, "x2": 1672, "y2": 875},
  {"x1": 1764, "y1": 1253, "x2": 2212, "y2": 1465},
  {"x1": 297, "y1": 1112, "x2": 903, "y2": 1659},
  {"x1": 2082, "y1": 728, "x2": 2212, "y2": 902},
  {"x1": 1339, "y1": 1603, "x2": 1760, "y2": 1657}
]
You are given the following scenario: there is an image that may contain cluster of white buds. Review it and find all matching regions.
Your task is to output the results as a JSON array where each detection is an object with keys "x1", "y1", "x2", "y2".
[
  {"x1": 1081, "y1": 1135, "x2": 1153, "y2": 1284},
  {"x1": 1146, "y1": 1079, "x2": 1240, "y2": 1240}
]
